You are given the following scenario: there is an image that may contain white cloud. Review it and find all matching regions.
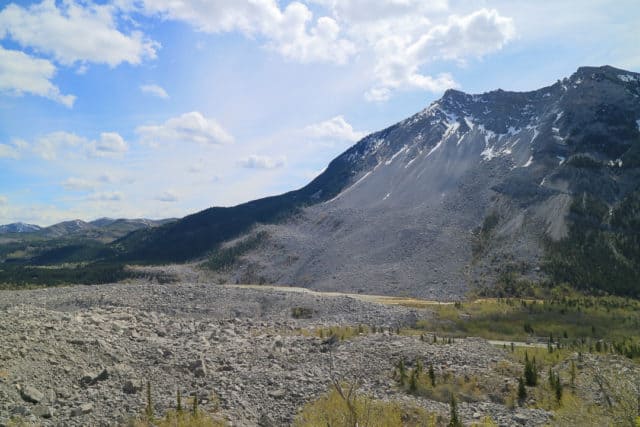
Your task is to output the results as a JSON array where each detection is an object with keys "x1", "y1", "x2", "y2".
[
  {"x1": 0, "y1": 0, "x2": 158, "y2": 66},
  {"x1": 123, "y1": 0, "x2": 354, "y2": 64},
  {"x1": 26, "y1": 131, "x2": 127, "y2": 160},
  {"x1": 0, "y1": 143, "x2": 20, "y2": 159},
  {"x1": 0, "y1": 195, "x2": 7, "y2": 206},
  {"x1": 32, "y1": 131, "x2": 84, "y2": 160},
  {"x1": 364, "y1": 8, "x2": 514, "y2": 101},
  {"x1": 62, "y1": 177, "x2": 96, "y2": 191},
  {"x1": 0, "y1": 45, "x2": 75, "y2": 107},
  {"x1": 303, "y1": 116, "x2": 367, "y2": 142},
  {"x1": 140, "y1": 84, "x2": 169, "y2": 99},
  {"x1": 314, "y1": 0, "x2": 448, "y2": 25},
  {"x1": 155, "y1": 190, "x2": 179, "y2": 202},
  {"x1": 88, "y1": 132, "x2": 128, "y2": 158},
  {"x1": 411, "y1": 9, "x2": 516, "y2": 62},
  {"x1": 238, "y1": 155, "x2": 286, "y2": 170},
  {"x1": 266, "y1": 3, "x2": 355, "y2": 64},
  {"x1": 88, "y1": 191, "x2": 123, "y2": 201},
  {"x1": 136, "y1": 111, "x2": 234, "y2": 146}
]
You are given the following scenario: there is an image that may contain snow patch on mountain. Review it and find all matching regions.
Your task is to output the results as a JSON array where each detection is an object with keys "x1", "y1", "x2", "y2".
[{"x1": 618, "y1": 74, "x2": 638, "y2": 83}]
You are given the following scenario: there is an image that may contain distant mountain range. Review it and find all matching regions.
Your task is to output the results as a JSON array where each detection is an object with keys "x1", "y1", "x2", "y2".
[
  {"x1": 0, "y1": 218, "x2": 174, "y2": 239},
  {"x1": 4, "y1": 65, "x2": 640, "y2": 297},
  {"x1": 0, "y1": 223, "x2": 42, "y2": 234}
]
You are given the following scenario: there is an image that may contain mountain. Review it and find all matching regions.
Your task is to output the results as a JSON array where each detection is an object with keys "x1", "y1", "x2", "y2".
[
  {"x1": 115, "y1": 66, "x2": 640, "y2": 297},
  {"x1": 31, "y1": 218, "x2": 174, "y2": 240},
  {"x1": 0, "y1": 223, "x2": 41, "y2": 234},
  {"x1": 0, "y1": 217, "x2": 177, "y2": 266},
  {"x1": 40, "y1": 219, "x2": 95, "y2": 238}
]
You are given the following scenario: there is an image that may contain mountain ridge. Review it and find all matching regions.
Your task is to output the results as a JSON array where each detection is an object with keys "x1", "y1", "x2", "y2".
[{"x1": 6, "y1": 65, "x2": 640, "y2": 297}]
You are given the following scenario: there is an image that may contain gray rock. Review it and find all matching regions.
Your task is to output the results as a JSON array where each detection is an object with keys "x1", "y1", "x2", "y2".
[
  {"x1": 80, "y1": 368, "x2": 109, "y2": 386},
  {"x1": 268, "y1": 389, "x2": 287, "y2": 399},
  {"x1": 70, "y1": 403, "x2": 93, "y2": 417},
  {"x1": 19, "y1": 385, "x2": 44, "y2": 403},
  {"x1": 122, "y1": 379, "x2": 142, "y2": 394},
  {"x1": 33, "y1": 405, "x2": 54, "y2": 419},
  {"x1": 188, "y1": 358, "x2": 207, "y2": 378}
]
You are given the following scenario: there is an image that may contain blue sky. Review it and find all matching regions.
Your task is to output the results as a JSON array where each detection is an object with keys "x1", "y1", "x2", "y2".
[{"x1": 0, "y1": 0, "x2": 638, "y2": 225}]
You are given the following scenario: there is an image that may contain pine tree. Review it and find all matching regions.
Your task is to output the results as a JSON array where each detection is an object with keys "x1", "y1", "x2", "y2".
[
  {"x1": 192, "y1": 393, "x2": 199, "y2": 417},
  {"x1": 409, "y1": 369, "x2": 418, "y2": 393},
  {"x1": 448, "y1": 395, "x2": 462, "y2": 427},
  {"x1": 177, "y1": 389, "x2": 182, "y2": 412},
  {"x1": 524, "y1": 352, "x2": 538, "y2": 386},
  {"x1": 554, "y1": 374, "x2": 563, "y2": 403},
  {"x1": 428, "y1": 363, "x2": 436, "y2": 386},
  {"x1": 570, "y1": 360, "x2": 576, "y2": 388},
  {"x1": 518, "y1": 377, "x2": 527, "y2": 403},
  {"x1": 397, "y1": 359, "x2": 407, "y2": 385},
  {"x1": 416, "y1": 359, "x2": 424, "y2": 375},
  {"x1": 145, "y1": 382, "x2": 154, "y2": 420}
]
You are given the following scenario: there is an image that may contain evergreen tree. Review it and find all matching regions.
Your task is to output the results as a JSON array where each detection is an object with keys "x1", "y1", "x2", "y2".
[
  {"x1": 448, "y1": 395, "x2": 462, "y2": 427},
  {"x1": 428, "y1": 363, "x2": 436, "y2": 386},
  {"x1": 397, "y1": 359, "x2": 407, "y2": 385},
  {"x1": 518, "y1": 377, "x2": 527, "y2": 403},
  {"x1": 524, "y1": 352, "x2": 538, "y2": 386},
  {"x1": 177, "y1": 389, "x2": 182, "y2": 412},
  {"x1": 145, "y1": 382, "x2": 154, "y2": 420},
  {"x1": 192, "y1": 393, "x2": 199, "y2": 417},
  {"x1": 570, "y1": 360, "x2": 576, "y2": 388},
  {"x1": 409, "y1": 369, "x2": 418, "y2": 393}
]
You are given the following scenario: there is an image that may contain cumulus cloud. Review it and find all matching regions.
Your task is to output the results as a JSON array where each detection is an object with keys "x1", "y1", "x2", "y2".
[
  {"x1": 88, "y1": 132, "x2": 129, "y2": 158},
  {"x1": 136, "y1": 111, "x2": 234, "y2": 146},
  {"x1": 303, "y1": 115, "x2": 367, "y2": 142},
  {"x1": 140, "y1": 84, "x2": 169, "y2": 99},
  {"x1": 0, "y1": 46, "x2": 75, "y2": 107},
  {"x1": 26, "y1": 131, "x2": 127, "y2": 160},
  {"x1": 365, "y1": 8, "x2": 514, "y2": 101},
  {"x1": 122, "y1": 0, "x2": 354, "y2": 64},
  {"x1": 411, "y1": 9, "x2": 516, "y2": 62},
  {"x1": 237, "y1": 155, "x2": 286, "y2": 170},
  {"x1": 155, "y1": 190, "x2": 179, "y2": 202},
  {"x1": 32, "y1": 131, "x2": 84, "y2": 160},
  {"x1": 0, "y1": 0, "x2": 158, "y2": 67}
]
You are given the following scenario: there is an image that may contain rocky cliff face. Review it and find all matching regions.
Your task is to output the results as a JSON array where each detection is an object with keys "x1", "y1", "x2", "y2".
[{"x1": 215, "y1": 66, "x2": 640, "y2": 298}]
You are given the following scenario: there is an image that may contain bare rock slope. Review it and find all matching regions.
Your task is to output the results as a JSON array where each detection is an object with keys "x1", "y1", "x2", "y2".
[{"x1": 217, "y1": 66, "x2": 640, "y2": 298}]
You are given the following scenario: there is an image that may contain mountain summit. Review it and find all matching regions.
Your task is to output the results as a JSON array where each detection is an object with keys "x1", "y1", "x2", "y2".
[{"x1": 117, "y1": 65, "x2": 640, "y2": 298}]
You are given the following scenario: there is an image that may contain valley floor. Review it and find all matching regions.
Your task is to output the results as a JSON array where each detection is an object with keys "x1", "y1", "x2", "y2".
[{"x1": 0, "y1": 280, "x2": 637, "y2": 426}]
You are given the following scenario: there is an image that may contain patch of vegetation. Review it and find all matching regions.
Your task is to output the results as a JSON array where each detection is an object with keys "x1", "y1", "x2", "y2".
[
  {"x1": 507, "y1": 347, "x2": 639, "y2": 426},
  {"x1": 297, "y1": 324, "x2": 371, "y2": 340},
  {"x1": 291, "y1": 306, "x2": 314, "y2": 319},
  {"x1": 294, "y1": 384, "x2": 442, "y2": 427},
  {"x1": 394, "y1": 359, "x2": 486, "y2": 404},
  {"x1": 203, "y1": 231, "x2": 268, "y2": 272},
  {"x1": 131, "y1": 383, "x2": 226, "y2": 427},
  {"x1": 565, "y1": 154, "x2": 603, "y2": 168},
  {"x1": 413, "y1": 294, "x2": 640, "y2": 360},
  {"x1": 472, "y1": 211, "x2": 500, "y2": 258},
  {"x1": 544, "y1": 189, "x2": 640, "y2": 298},
  {"x1": 0, "y1": 262, "x2": 138, "y2": 289},
  {"x1": 29, "y1": 241, "x2": 116, "y2": 265}
]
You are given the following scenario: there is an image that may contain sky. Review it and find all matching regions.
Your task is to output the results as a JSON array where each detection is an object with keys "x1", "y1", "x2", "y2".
[{"x1": 0, "y1": 0, "x2": 638, "y2": 226}]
